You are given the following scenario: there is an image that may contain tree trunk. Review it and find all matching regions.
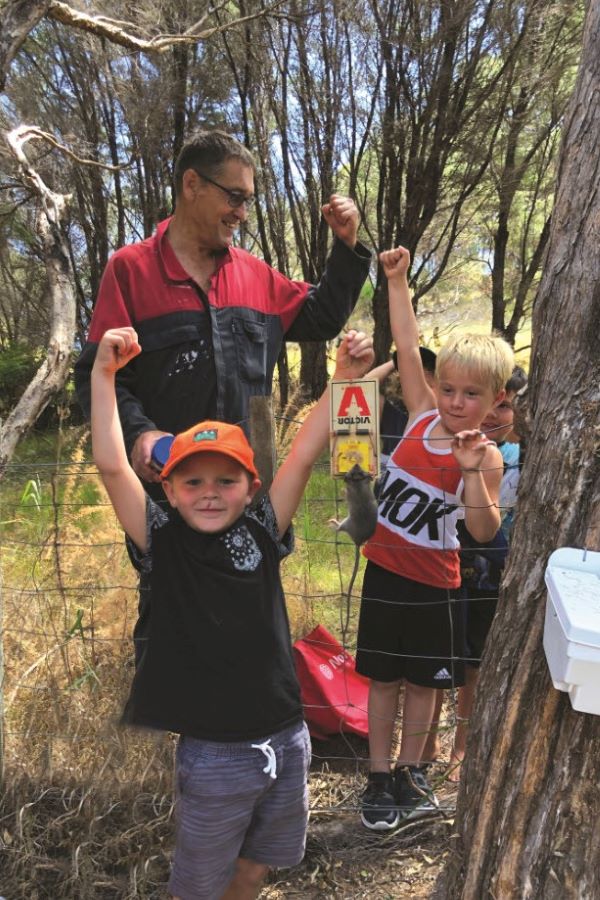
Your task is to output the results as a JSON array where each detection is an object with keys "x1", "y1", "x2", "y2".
[
  {"x1": 438, "y1": 2, "x2": 600, "y2": 896},
  {"x1": 299, "y1": 341, "x2": 328, "y2": 403}
]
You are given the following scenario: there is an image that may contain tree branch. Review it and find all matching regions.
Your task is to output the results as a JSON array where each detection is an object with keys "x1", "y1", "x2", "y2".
[
  {"x1": 46, "y1": 0, "x2": 287, "y2": 53},
  {"x1": 6, "y1": 124, "x2": 130, "y2": 172}
]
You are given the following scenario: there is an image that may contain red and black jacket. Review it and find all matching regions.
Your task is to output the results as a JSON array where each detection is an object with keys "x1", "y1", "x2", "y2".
[{"x1": 74, "y1": 217, "x2": 371, "y2": 453}]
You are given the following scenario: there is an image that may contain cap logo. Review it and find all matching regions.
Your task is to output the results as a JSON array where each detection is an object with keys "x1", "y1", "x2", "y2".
[{"x1": 193, "y1": 429, "x2": 218, "y2": 443}]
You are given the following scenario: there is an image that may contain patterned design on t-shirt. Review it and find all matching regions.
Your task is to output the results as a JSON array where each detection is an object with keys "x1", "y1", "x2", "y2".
[
  {"x1": 126, "y1": 493, "x2": 294, "y2": 576},
  {"x1": 220, "y1": 524, "x2": 262, "y2": 571},
  {"x1": 248, "y1": 495, "x2": 294, "y2": 560}
]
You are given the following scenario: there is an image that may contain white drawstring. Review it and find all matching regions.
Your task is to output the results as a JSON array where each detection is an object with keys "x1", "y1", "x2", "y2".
[{"x1": 251, "y1": 738, "x2": 277, "y2": 780}]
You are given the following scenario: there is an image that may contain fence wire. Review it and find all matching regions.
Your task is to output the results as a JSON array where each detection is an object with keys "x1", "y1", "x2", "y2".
[{"x1": 0, "y1": 428, "x2": 512, "y2": 897}]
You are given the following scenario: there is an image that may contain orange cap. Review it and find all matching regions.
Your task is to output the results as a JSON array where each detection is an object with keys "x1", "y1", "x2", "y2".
[{"x1": 160, "y1": 420, "x2": 259, "y2": 480}]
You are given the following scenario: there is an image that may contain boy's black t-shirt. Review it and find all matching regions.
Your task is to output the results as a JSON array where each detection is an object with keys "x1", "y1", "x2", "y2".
[{"x1": 122, "y1": 495, "x2": 303, "y2": 741}]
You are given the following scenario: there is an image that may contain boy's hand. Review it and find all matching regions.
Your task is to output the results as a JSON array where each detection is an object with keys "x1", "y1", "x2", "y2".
[
  {"x1": 334, "y1": 330, "x2": 374, "y2": 380},
  {"x1": 94, "y1": 327, "x2": 141, "y2": 374},
  {"x1": 451, "y1": 430, "x2": 489, "y2": 472},
  {"x1": 379, "y1": 246, "x2": 410, "y2": 281}
]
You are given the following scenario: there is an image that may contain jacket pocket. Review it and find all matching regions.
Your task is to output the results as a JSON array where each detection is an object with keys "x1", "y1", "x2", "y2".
[{"x1": 232, "y1": 317, "x2": 268, "y2": 384}]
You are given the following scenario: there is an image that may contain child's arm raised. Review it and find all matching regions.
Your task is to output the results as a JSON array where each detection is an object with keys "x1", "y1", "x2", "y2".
[
  {"x1": 270, "y1": 330, "x2": 374, "y2": 538},
  {"x1": 364, "y1": 359, "x2": 394, "y2": 417},
  {"x1": 91, "y1": 328, "x2": 148, "y2": 552},
  {"x1": 382, "y1": 247, "x2": 436, "y2": 417},
  {"x1": 452, "y1": 430, "x2": 503, "y2": 542}
]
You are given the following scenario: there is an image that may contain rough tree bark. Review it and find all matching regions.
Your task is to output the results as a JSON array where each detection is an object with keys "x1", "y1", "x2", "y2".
[{"x1": 438, "y1": 1, "x2": 600, "y2": 896}]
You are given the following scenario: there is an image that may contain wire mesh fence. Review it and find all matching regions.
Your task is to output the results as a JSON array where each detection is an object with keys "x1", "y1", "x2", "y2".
[{"x1": 0, "y1": 422, "x2": 505, "y2": 897}]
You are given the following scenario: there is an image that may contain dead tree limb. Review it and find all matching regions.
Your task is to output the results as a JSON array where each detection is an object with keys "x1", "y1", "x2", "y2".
[
  {"x1": 0, "y1": 126, "x2": 76, "y2": 479},
  {"x1": 46, "y1": 0, "x2": 287, "y2": 53},
  {"x1": 7, "y1": 125, "x2": 131, "y2": 171}
]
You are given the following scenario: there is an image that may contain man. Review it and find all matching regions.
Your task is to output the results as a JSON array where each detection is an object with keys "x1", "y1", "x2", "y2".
[
  {"x1": 74, "y1": 129, "x2": 371, "y2": 489},
  {"x1": 74, "y1": 129, "x2": 371, "y2": 665}
]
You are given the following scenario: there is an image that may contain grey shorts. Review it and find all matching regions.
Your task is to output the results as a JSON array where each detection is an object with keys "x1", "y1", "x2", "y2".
[{"x1": 168, "y1": 720, "x2": 311, "y2": 900}]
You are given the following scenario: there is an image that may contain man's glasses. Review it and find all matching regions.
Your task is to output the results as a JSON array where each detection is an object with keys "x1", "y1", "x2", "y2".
[{"x1": 195, "y1": 170, "x2": 255, "y2": 209}]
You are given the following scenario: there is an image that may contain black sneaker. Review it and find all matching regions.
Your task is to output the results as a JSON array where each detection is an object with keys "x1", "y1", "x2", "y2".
[
  {"x1": 360, "y1": 772, "x2": 400, "y2": 831},
  {"x1": 393, "y1": 765, "x2": 439, "y2": 818}
]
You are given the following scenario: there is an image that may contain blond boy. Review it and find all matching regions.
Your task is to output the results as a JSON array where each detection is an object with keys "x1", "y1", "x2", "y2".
[{"x1": 357, "y1": 247, "x2": 513, "y2": 829}]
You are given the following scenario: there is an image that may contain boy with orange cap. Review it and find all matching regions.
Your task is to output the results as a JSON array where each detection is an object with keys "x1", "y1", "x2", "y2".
[{"x1": 91, "y1": 325, "x2": 373, "y2": 900}]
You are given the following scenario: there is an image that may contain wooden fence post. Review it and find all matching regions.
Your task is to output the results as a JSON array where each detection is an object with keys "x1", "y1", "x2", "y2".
[{"x1": 249, "y1": 396, "x2": 276, "y2": 498}]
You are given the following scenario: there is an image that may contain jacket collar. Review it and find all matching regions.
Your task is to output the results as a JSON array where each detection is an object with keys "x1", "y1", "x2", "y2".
[{"x1": 154, "y1": 217, "x2": 232, "y2": 283}]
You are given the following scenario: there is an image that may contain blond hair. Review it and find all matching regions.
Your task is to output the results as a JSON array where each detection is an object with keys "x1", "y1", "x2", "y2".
[{"x1": 436, "y1": 333, "x2": 514, "y2": 395}]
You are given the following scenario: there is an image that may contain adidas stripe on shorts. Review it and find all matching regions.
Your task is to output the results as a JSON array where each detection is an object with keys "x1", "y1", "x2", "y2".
[{"x1": 355, "y1": 561, "x2": 466, "y2": 687}]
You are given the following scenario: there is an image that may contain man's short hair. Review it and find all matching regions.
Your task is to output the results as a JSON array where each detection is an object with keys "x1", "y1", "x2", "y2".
[
  {"x1": 506, "y1": 365, "x2": 528, "y2": 394},
  {"x1": 174, "y1": 129, "x2": 255, "y2": 196},
  {"x1": 436, "y1": 333, "x2": 514, "y2": 396}
]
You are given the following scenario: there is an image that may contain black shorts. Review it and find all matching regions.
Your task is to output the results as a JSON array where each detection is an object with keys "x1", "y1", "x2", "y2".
[
  {"x1": 355, "y1": 561, "x2": 465, "y2": 688},
  {"x1": 462, "y1": 585, "x2": 499, "y2": 668}
]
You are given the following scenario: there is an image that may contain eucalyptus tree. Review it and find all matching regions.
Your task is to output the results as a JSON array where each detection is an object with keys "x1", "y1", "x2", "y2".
[
  {"x1": 438, "y1": 0, "x2": 600, "y2": 892},
  {"x1": 482, "y1": 0, "x2": 581, "y2": 344}
]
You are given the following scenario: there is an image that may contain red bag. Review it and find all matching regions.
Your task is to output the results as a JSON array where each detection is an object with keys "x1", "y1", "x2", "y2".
[{"x1": 293, "y1": 624, "x2": 370, "y2": 739}]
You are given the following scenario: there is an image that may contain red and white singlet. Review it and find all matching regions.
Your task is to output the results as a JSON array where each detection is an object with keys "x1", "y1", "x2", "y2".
[{"x1": 364, "y1": 410, "x2": 464, "y2": 588}]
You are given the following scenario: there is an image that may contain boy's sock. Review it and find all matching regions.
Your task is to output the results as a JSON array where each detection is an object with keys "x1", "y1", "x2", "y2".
[
  {"x1": 360, "y1": 772, "x2": 400, "y2": 832},
  {"x1": 393, "y1": 765, "x2": 439, "y2": 817}
]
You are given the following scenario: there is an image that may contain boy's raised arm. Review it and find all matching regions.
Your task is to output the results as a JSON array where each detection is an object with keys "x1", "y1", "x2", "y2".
[
  {"x1": 269, "y1": 331, "x2": 374, "y2": 538},
  {"x1": 91, "y1": 328, "x2": 148, "y2": 552},
  {"x1": 382, "y1": 247, "x2": 436, "y2": 416}
]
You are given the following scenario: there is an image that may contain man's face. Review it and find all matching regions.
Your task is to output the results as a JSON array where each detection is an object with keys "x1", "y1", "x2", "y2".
[{"x1": 188, "y1": 159, "x2": 255, "y2": 251}]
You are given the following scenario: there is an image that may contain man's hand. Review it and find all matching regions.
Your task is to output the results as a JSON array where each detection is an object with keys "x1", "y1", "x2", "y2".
[
  {"x1": 379, "y1": 246, "x2": 411, "y2": 282},
  {"x1": 322, "y1": 195, "x2": 359, "y2": 249},
  {"x1": 334, "y1": 330, "x2": 374, "y2": 381},
  {"x1": 451, "y1": 430, "x2": 489, "y2": 472},
  {"x1": 94, "y1": 327, "x2": 141, "y2": 374},
  {"x1": 131, "y1": 430, "x2": 173, "y2": 483}
]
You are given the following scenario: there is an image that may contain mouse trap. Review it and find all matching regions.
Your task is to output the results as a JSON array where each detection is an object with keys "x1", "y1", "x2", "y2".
[{"x1": 330, "y1": 378, "x2": 380, "y2": 478}]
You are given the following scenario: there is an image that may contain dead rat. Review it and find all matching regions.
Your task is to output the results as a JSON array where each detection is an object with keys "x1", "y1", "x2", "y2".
[
  {"x1": 330, "y1": 463, "x2": 379, "y2": 636},
  {"x1": 332, "y1": 463, "x2": 379, "y2": 546}
]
